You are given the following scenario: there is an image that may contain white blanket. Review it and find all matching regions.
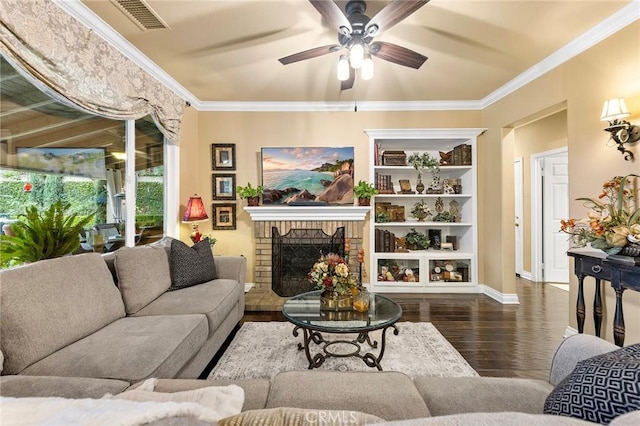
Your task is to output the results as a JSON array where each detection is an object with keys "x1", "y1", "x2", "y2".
[{"x1": 1, "y1": 381, "x2": 245, "y2": 425}]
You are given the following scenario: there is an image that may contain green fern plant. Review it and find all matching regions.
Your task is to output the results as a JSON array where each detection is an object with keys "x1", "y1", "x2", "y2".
[{"x1": 0, "y1": 201, "x2": 95, "y2": 267}]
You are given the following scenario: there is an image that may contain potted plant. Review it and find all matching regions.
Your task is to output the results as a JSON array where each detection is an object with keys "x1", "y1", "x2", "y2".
[
  {"x1": 237, "y1": 182, "x2": 264, "y2": 206},
  {"x1": 353, "y1": 180, "x2": 378, "y2": 206},
  {"x1": 405, "y1": 228, "x2": 430, "y2": 250},
  {"x1": 0, "y1": 201, "x2": 95, "y2": 267},
  {"x1": 407, "y1": 152, "x2": 440, "y2": 194}
]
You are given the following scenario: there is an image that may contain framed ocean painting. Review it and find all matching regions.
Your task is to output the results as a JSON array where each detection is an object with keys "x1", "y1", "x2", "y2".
[{"x1": 260, "y1": 147, "x2": 354, "y2": 205}]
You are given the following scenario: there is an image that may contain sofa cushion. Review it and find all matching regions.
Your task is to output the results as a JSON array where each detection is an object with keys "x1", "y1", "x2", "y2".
[
  {"x1": 20, "y1": 314, "x2": 208, "y2": 382},
  {"x1": 0, "y1": 253, "x2": 125, "y2": 375},
  {"x1": 414, "y1": 376, "x2": 554, "y2": 416},
  {"x1": 383, "y1": 412, "x2": 596, "y2": 425},
  {"x1": 169, "y1": 238, "x2": 216, "y2": 291},
  {"x1": 219, "y1": 407, "x2": 385, "y2": 426},
  {"x1": 0, "y1": 375, "x2": 130, "y2": 399},
  {"x1": 544, "y1": 343, "x2": 640, "y2": 424},
  {"x1": 115, "y1": 246, "x2": 171, "y2": 314},
  {"x1": 134, "y1": 279, "x2": 243, "y2": 335},
  {"x1": 266, "y1": 371, "x2": 430, "y2": 421}
]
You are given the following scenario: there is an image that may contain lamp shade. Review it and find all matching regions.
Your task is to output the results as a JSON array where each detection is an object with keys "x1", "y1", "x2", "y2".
[
  {"x1": 182, "y1": 195, "x2": 208, "y2": 222},
  {"x1": 600, "y1": 98, "x2": 630, "y2": 122}
]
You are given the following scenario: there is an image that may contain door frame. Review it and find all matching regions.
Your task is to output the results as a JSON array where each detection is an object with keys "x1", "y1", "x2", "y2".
[
  {"x1": 530, "y1": 146, "x2": 568, "y2": 282},
  {"x1": 514, "y1": 157, "x2": 524, "y2": 277}
]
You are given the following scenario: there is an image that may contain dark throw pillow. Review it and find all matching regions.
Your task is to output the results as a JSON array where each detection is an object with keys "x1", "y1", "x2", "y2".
[
  {"x1": 544, "y1": 343, "x2": 640, "y2": 424},
  {"x1": 168, "y1": 238, "x2": 217, "y2": 291}
]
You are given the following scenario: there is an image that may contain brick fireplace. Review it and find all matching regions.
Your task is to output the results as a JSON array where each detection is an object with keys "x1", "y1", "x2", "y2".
[{"x1": 244, "y1": 206, "x2": 369, "y2": 294}]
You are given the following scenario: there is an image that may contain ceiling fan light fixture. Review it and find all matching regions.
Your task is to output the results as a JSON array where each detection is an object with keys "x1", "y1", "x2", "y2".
[
  {"x1": 349, "y1": 40, "x2": 365, "y2": 69},
  {"x1": 361, "y1": 54, "x2": 374, "y2": 80},
  {"x1": 337, "y1": 55, "x2": 350, "y2": 81}
]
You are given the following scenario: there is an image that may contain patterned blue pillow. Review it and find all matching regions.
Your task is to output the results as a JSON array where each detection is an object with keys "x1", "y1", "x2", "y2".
[
  {"x1": 168, "y1": 238, "x2": 216, "y2": 291},
  {"x1": 544, "y1": 343, "x2": 640, "y2": 424}
]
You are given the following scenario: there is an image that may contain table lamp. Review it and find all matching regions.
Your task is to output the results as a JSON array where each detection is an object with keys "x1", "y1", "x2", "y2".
[{"x1": 182, "y1": 195, "x2": 208, "y2": 243}]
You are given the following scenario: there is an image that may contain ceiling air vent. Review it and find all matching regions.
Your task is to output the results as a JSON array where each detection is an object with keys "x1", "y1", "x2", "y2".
[{"x1": 111, "y1": 0, "x2": 169, "y2": 31}]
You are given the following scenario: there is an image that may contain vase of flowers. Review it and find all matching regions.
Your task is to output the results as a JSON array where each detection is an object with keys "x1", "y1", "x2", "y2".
[
  {"x1": 561, "y1": 174, "x2": 640, "y2": 256},
  {"x1": 410, "y1": 199, "x2": 432, "y2": 222},
  {"x1": 308, "y1": 252, "x2": 358, "y2": 310}
]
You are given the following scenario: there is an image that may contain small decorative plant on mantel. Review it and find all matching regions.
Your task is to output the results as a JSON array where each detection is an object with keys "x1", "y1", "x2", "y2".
[
  {"x1": 237, "y1": 182, "x2": 264, "y2": 206},
  {"x1": 353, "y1": 180, "x2": 378, "y2": 206}
]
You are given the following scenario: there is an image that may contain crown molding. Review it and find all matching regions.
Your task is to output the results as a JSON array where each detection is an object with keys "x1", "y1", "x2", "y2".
[
  {"x1": 195, "y1": 100, "x2": 483, "y2": 112},
  {"x1": 481, "y1": 0, "x2": 640, "y2": 109},
  {"x1": 56, "y1": 0, "x2": 639, "y2": 113}
]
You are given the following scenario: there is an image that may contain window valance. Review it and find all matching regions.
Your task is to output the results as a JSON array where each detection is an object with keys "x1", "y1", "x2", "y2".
[{"x1": 0, "y1": 0, "x2": 185, "y2": 145}]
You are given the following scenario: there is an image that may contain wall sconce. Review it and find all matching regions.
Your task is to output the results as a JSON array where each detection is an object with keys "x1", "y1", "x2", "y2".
[
  {"x1": 600, "y1": 98, "x2": 640, "y2": 161},
  {"x1": 182, "y1": 195, "x2": 208, "y2": 243}
]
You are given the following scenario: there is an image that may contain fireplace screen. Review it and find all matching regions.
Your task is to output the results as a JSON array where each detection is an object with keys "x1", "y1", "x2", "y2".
[{"x1": 272, "y1": 227, "x2": 345, "y2": 297}]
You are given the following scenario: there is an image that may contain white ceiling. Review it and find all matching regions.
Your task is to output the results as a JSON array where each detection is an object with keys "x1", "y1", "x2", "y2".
[{"x1": 73, "y1": 0, "x2": 636, "y2": 108}]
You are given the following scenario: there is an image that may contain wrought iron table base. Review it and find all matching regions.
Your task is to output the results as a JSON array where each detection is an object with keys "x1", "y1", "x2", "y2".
[{"x1": 292, "y1": 325, "x2": 399, "y2": 370}]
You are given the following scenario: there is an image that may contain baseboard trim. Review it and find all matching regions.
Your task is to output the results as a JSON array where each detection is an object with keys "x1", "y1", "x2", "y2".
[
  {"x1": 520, "y1": 271, "x2": 533, "y2": 281},
  {"x1": 480, "y1": 284, "x2": 520, "y2": 304}
]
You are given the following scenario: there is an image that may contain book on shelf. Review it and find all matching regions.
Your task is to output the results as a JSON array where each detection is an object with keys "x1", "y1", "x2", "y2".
[{"x1": 453, "y1": 144, "x2": 472, "y2": 165}]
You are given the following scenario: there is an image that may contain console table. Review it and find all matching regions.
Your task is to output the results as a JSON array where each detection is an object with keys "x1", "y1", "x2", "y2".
[{"x1": 568, "y1": 247, "x2": 640, "y2": 346}]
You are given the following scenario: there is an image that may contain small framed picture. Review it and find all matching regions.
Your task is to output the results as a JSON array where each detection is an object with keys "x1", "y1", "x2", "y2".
[
  {"x1": 211, "y1": 143, "x2": 236, "y2": 170},
  {"x1": 213, "y1": 203, "x2": 236, "y2": 230},
  {"x1": 212, "y1": 174, "x2": 236, "y2": 200}
]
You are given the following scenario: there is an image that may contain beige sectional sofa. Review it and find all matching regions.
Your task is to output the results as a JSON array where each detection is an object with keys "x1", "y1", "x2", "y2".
[
  {"x1": 0, "y1": 240, "x2": 246, "y2": 383},
  {"x1": 1, "y1": 245, "x2": 639, "y2": 424}
]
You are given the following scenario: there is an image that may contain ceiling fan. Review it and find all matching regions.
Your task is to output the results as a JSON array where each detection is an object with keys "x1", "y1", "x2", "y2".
[{"x1": 278, "y1": 0, "x2": 430, "y2": 90}]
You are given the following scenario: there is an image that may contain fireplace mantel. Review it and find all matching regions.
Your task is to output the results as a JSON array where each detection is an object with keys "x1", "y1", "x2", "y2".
[{"x1": 244, "y1": 206, "x2": 369, "y2": 221}]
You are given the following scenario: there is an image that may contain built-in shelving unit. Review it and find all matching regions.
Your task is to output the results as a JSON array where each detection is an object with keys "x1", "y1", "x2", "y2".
[{"x1": 365, "y1": 128, "x2": 485, "y2": 293}]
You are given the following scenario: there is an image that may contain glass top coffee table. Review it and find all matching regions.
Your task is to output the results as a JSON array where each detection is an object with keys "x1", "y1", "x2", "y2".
[{"x1": 282, "y1": 290, "x2": 403, "y2": 370}]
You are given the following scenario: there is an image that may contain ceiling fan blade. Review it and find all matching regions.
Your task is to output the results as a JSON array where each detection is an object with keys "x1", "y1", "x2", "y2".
[
  {"x1": 341, "y1": 67, "x2": 355, "y2": 91},
  {"x1": 309, "y1": 0, "x2": 351, "y2": 35},
  {"x1": 278, "y1": 44, "x2": 341, "y2": 65},
  {"x1": 366, "y1": 0, "x2": 430, "y2": 36},
  {"x1": 370, "y1": 41, "x2": 428, "y2": 69}
]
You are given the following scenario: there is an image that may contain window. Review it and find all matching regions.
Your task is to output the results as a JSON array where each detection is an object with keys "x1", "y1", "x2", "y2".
[{"x1": 0, "y1": 56, "x2": 166, "y2": 253}]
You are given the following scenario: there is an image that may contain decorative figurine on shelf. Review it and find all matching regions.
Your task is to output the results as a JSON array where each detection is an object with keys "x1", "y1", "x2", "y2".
[
  {"x1": 440, "y1": 150, "x2": 453, "y2": 165},
  {"x1": 405, "y1": 268, "x2": 416, "y2": 282},
  {"x1": 435, "y1": 197, "x2": 444, "y2": 213},
  {"x1": 427, "y1": 175, "x2": 441, "y2": 193},
  {"x1": 449, "y1": 199, "x2": 460, "y2": 219},
  {"x1": 442, "y1": 179, "x2": 455, "y2": 194}
]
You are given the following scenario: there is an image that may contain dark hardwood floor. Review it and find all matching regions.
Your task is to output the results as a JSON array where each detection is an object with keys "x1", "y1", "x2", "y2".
[{"x1": 243, "y1": 277, "x2": 570, "y2": 381}]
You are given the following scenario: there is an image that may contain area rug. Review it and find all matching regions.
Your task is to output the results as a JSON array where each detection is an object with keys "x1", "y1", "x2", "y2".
[{"x1": 208, "y1": 322, "x2": 478, "y2": 380}]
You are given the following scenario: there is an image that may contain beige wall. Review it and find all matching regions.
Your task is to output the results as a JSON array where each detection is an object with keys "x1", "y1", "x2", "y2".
[
  {"x1": 482, "y1": 22, "x2": 639, "y2": 343},
  {"x1": 179, "y1": 22, "x2": 639, "y2": 345},
  {"x1": 513, "y1": 110, "x2": 568, "y2": 273},
  {"x1": 180, "y1": 111, "x2": 482, "y2": 281}
]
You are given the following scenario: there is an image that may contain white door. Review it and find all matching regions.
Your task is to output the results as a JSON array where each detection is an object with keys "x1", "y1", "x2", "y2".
[
  {"x1": 514, "y1": 158, "x2": 524, "y2": 276},
  {"x1": 542, "y1": 153, "x2": 569, "y2": 283}
]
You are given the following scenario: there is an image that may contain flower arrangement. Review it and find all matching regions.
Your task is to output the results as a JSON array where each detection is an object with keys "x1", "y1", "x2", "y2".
[
  {"x1": 410, "y1": 199, "x2": 432, "y2": 221},
  {"x1": 308, "y1": 252, "x2": 358, "y2": 295},
  {"x1": 561, "y1": 174, "x2": 640, "y2": 255}
]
